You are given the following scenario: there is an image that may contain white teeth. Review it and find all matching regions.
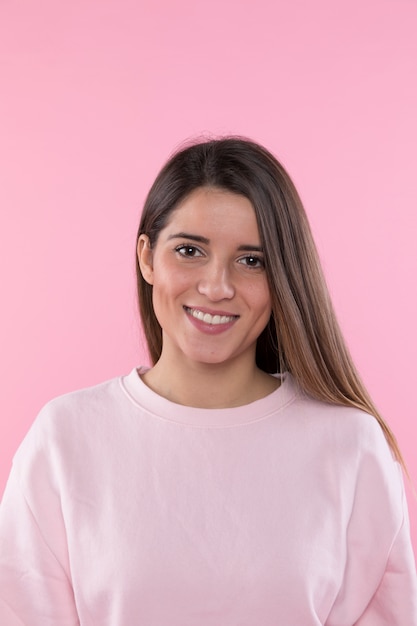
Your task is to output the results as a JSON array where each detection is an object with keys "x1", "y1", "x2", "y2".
[{"x1": 187, "y1": 308, "x2": 236, "y2": 325}]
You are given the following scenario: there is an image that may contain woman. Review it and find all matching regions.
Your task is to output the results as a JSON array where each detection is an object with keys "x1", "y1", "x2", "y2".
[{"x1": 0, "y1": 137, "x2": 416, "y2": 624}]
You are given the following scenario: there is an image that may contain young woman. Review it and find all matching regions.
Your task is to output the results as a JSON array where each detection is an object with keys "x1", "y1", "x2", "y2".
[{"x1": 0, "y1": 137, "x2": 416, "y2": 624}]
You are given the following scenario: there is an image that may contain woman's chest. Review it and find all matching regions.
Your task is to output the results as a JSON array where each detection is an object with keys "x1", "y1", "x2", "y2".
[{"x1": 63, "y1": 429, "x2": 350, "y2": 624}]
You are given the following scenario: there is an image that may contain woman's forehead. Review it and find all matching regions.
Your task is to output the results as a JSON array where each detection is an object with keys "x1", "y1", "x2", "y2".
[{"x1": 161, "y1": 187, "x2": 261, "y2": 243}]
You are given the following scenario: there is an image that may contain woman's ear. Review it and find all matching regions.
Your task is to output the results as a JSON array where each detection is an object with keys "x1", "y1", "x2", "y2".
[{"x1": 137, "y1": 234, "x2": 154, "y2": 285}]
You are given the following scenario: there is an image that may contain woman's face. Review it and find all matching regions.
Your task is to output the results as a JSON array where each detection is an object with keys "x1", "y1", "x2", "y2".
[{"x1": 138, "y1": 187, "x2": 272, "y2": 369}]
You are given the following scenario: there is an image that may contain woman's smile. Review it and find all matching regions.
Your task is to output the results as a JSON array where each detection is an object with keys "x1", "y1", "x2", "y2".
[{"x1": 184, "y1": 306, "x2": 240, "y2": 333}]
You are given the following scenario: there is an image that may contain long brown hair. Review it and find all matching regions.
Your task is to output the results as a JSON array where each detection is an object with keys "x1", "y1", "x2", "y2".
[{"x1": 136, "y1": 136, "x2": 404, "y2": 467}]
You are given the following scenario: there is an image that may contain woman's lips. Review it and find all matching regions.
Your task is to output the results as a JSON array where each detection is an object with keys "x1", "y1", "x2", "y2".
[{"x1": 184, "y1": 306, "x2": 239, "y2": 327}]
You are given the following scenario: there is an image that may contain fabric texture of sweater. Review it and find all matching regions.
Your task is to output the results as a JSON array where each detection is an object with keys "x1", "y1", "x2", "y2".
[{"x1": 0, "y1": 367, "x2": 416, "y2": 625}]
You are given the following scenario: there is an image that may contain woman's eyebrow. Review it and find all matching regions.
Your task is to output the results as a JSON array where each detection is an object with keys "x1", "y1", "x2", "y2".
[
  {"x1": 237, "y1": 244, "x2": 264, "y2": 252},
  {"x1": 167, "y1": 232, "x2": 263, "y2": 253},
  {"x1": 167, "y1": 232, "x2": 209, "y2": 244}
]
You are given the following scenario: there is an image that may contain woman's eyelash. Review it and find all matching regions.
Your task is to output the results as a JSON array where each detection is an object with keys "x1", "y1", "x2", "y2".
[
  {"x1": 238, "y1": 255, "x2": 265, "y2": 268},
  {"x1": 175, "y1": 244, "x2": 203, "y2": 257}
]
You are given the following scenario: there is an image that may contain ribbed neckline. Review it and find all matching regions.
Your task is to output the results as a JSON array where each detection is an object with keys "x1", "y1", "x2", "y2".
[{"x1": 119, "y1": 367, "x2": 298, "y2": 428}]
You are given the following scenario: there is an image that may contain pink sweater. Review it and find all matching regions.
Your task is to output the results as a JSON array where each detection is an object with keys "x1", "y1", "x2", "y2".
[{"x1": 1, "y1": 368, "x2": 416, "y2": 624}]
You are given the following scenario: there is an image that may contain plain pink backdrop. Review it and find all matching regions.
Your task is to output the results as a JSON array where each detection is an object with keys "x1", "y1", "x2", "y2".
[{"x1": 1, "y1": 0, "x2": 416, "y2": 554}]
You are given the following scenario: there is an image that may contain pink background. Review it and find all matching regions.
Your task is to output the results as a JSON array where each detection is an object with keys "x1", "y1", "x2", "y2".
[{"x1": 1, "y1": 0, "x2": 416, "y2": 553}]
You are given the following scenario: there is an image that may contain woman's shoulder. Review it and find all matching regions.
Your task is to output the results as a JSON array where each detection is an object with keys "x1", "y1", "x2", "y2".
[
  {"x1": 38, "y1": 373, "x2": 125, "y2": 422},
  {"x1": 290, "y1": 384, "x2": 398, "y2": 464},
  {"x1": 13, "y1": 371, "x2": 135, "y2": 462}
]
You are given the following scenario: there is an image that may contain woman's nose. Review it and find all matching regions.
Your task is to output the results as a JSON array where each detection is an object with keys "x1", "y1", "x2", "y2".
[{"x1": 197, "y1": 262, "x2": 235, "y2": 301}]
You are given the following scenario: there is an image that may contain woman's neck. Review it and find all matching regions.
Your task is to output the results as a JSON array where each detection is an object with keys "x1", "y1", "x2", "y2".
[{"x1": 141, "y1": 354, "x2": 280, "y2": 409}]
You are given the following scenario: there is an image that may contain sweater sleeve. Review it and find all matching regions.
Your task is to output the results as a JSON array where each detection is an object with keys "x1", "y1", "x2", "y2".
[
  {"x1": 0, "y1": 421, "x2": 80, "y2": 625},
  {"x1": 327, "y1": 418, "x2": 417, "y2": 625},
  {"x1": 354, "y1": 486, "x2": 417, "y2": 625}
]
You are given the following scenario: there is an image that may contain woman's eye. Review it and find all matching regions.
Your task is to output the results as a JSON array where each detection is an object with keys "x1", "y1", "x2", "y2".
[
  {"x1": 175, "y1": 245, "x2": 203, "y2": 258},
  {"x1": 238, "y1": 255, "x2": 264, "y2": 269}
]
